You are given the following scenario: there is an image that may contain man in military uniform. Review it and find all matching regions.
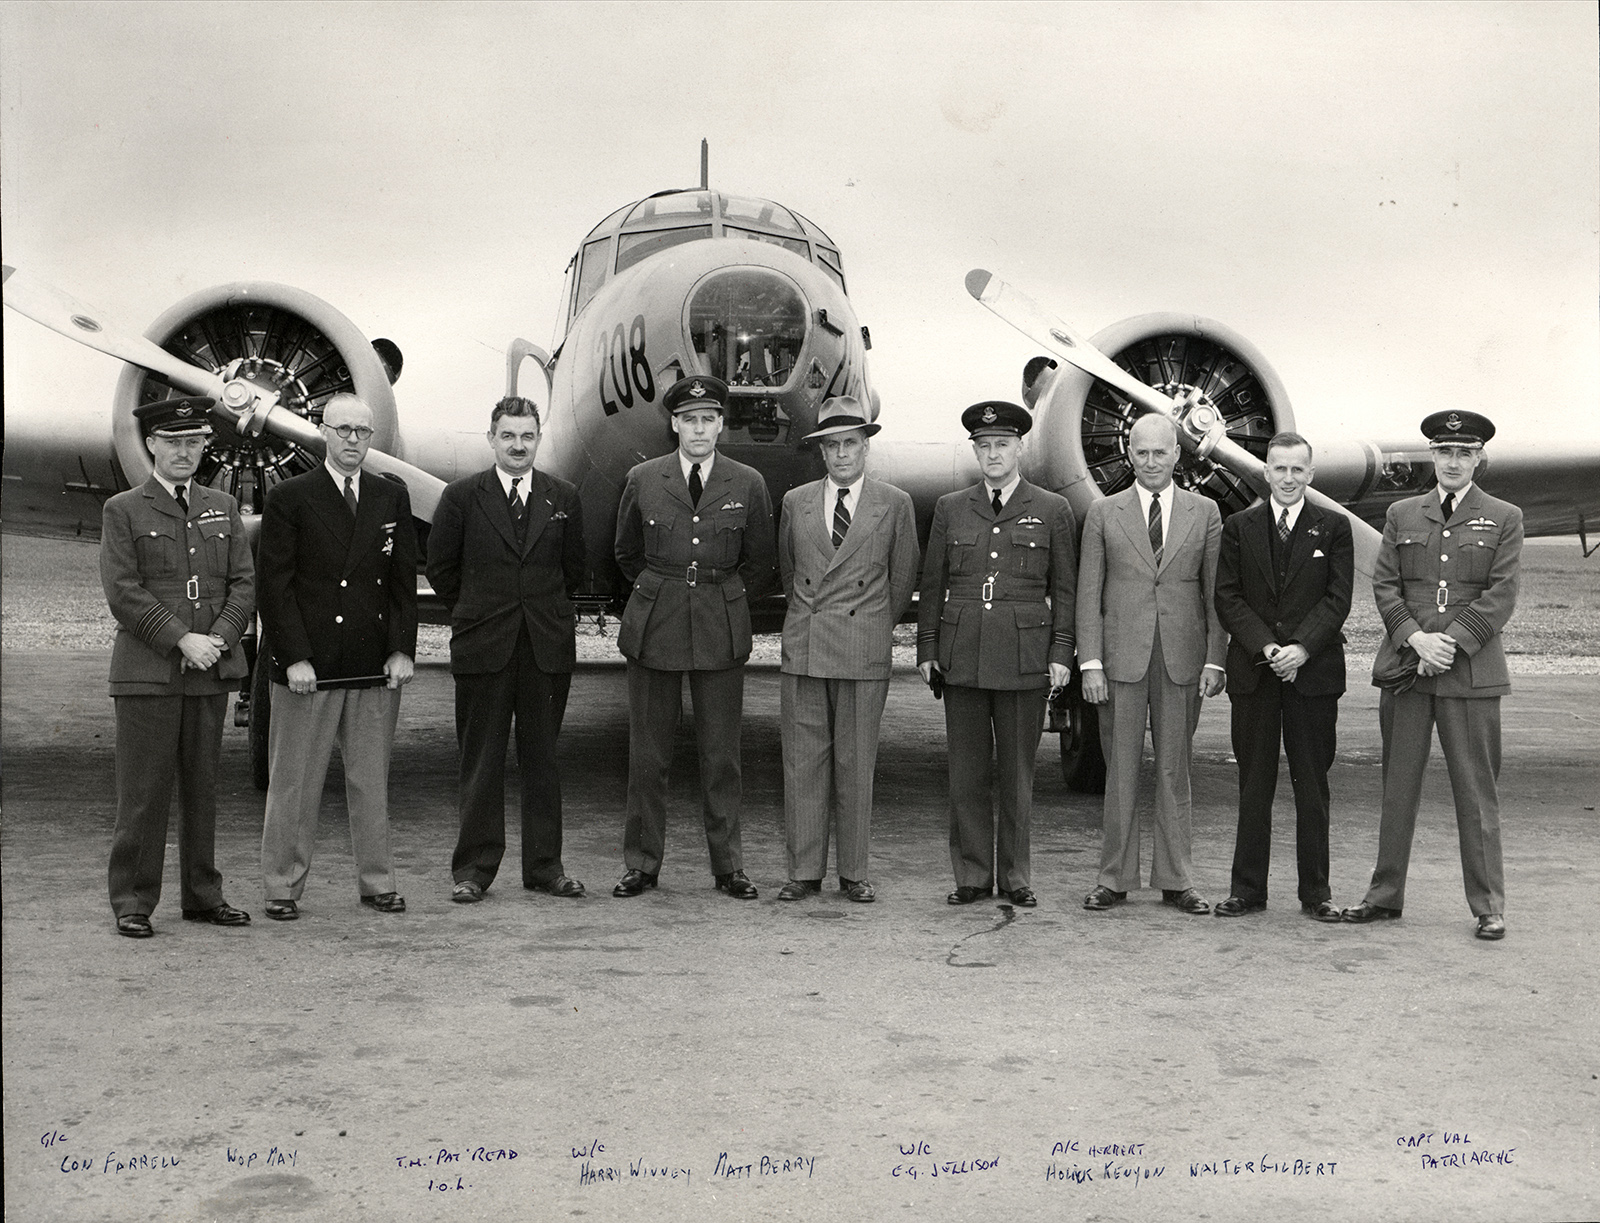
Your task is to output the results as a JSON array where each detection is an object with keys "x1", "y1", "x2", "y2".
[
  {"x1": 611, "y1": 374, "x2": 777, "y2": 900},
  {"x1": 1344, "y1": 410, "x2": 1522, "y2": 941},
  {"x1": 100, "y1": 397, "x2": 255, "y2": 938},
  {"x1": 917, "y1": 400, "x2": 1076, "y2": 907}
]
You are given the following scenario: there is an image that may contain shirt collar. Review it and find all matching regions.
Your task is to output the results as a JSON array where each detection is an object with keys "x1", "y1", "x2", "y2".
[
  {"x1": 984, "y1": 474, "x2": 1021, "y2": 506},
  {"x1": 1271, "y1": 496, "x2": 1306, "y2": 531},
  {"x1": 1134, "y1": 481, "x2": 1172, "y2": 511},
  {"x1": 325, "y1": 460, "x2": 360, "y2": 493},
  {"x1": 495, "y1": 466, "x2": 532, "y2": 497},
  {"x1": 1439, "y1": 482, "x2": 1472, "y2": 505},
  {"x1": 152, "y1": 473, "x2": 188, "y2": 505},
  {"x1": 830, "y1": 475, "x2": 865, "y2": 500},
  {"x1": 679, "y1": 450, "x2": 714, "y2": 484}
]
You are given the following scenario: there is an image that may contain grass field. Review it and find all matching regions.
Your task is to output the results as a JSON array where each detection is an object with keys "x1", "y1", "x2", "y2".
[{"x1": 4, "y1": 533, "x2": 1597, "y2": 664}]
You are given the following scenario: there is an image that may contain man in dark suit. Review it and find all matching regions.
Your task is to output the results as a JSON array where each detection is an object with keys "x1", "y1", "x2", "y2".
[
  {"x1": 1078, "y1": 413, "x2": 1226, "y2": 916},
  {"x1": 917, "y1": 400, "x2": 1077, "y2": 908},
  {"x1": 1344, "y1": 410, "x2": 1522, "y2": 941},
  {"x1": 427, "y1": 396, "x2": 587, "y2": 904},
  {"x1": 1213, "y1": 432, "x2": 1353, "y2": 921},
  {"x1": 99, "y1": 398, "x2": 255, "y2": 938},
  {"x1": 611, "y1": 374, "x2": 777, "y2": 900},
  {"x1": 777, "y1": 396, "x2": 920, "y2": 903},
  {"x1": 257, "y1": 393, "x2": 419, "y2": 920}
]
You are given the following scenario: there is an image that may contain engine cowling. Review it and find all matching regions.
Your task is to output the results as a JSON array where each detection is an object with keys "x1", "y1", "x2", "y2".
[
  {"x1": 110, "y1": 282, "x2": 398, "y2": 516},
  {"x1": 1029, "y1": 312, "x2": 1295, "y2": 525}
]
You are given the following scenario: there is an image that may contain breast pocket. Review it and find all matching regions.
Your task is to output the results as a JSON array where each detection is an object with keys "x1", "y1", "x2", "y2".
[
  {"x1": 199, "y1": 520, "x2": 233, "y2": 569},
  {"x1": 947, "y1": 529, "x2": 982, "y2": 576},
  {"x1": 1396, "y1": 537, "x2": 1429, "y2": 579},
  {"x1": 1008, "y1": 528, "x2": 1049, "y2": 579},
  {"x1": 133, "y1": 522, "x2": 180, "y2": 577},
  {"x1": 714, "y1": 509, "x2": 747, "y2": 567},
  {"x1": 644, "y1": 516, "x2": 676, "y2": 560},
  {"x1": 1454, "y1": 536, "x2": 1495, "y2": 582}
]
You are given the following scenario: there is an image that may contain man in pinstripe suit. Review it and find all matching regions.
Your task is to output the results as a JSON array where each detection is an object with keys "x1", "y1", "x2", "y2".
[{"x1": 776, "y1": 397, "x2": 920, "y2": 903}]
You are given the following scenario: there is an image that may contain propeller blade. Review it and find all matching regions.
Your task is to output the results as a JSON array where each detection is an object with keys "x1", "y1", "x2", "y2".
[
  {"x1": 1, "y1": 265, "x2": 225, "y2": 397},
  {"x1": 359, "y1": 449, "x2": 446, "y2": 521},
  {"x1": 966, "y1": 268, "x2": 1384, "y2": 580}
]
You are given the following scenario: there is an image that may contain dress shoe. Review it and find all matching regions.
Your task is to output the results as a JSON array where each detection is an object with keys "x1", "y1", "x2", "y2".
[
  {"x1": 840, "y1": 878, "x2": 875, "y2": 904},
  {"x1": 778, "y1": 879, "x2": 822, "y2": 901},
  {"x1": 360, "y1": 892, "x2": 406, "y2": 913},
  {"x1": 715, "y1": 870, "x2": 759, "y2": 900},
  {"x1": 264, "y1": 899, "x2": 299, "y2": 921},
  {"x1": 1341, "y1": 902, "x2": 1401, "y2": 923},
  {"x1": 612, "y1": 869, "x2": 658, "y2": 898},
  {"x1": 1302, "y1": 900, "x2": 1343, "y2": 923},
  {"x1": 1162, "y1": 888, "x2": 1210, "y2": 915},
  {"x1": 1476, "y1": 914, "x2": 1506, "y2": 941},
  {"x1": 534, "y1": 875, "x2": 586, "y2": 898},
  {"x1": 116, "y1": 913, "x2": 154, "y2": 939},
  {"x1": 1005, "y1": 886, "x2": 1037, "y2": 908},
  {"x1": 1082, "y1": 886, "x2": 1127, "y2": 911},
  {"x1": 946, "y1": 885, "x2": 993, "y2": 905},
  {"x1": 1214, "y1": 896, "x2": 1265, "y2": 918},
  {"x1": 182, "y1": 902, "x2": 251, "y2": 926},
  {"x1": 452, "y1": 880, "x2": 484, "y2": 904}
]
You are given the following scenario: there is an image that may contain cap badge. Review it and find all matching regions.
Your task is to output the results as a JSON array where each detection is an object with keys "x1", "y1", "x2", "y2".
[
  {"x1": 689, "y1": 380, "x2": 707, "y2": 398},
  {"x1": 981, "y1": 405, "x2": 997, "y2": 424},
  {"x1": 1446, "y1": 413, "x2": 1462, "y2": 431},
  {"x1": 175, "y1": 405, "x2": 194, "y2": 418}
]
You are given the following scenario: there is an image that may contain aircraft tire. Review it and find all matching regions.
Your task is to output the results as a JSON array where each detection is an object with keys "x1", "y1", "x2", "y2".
[
  {"x1": 248, "y1": 637, "x2": 271, "y2": 792},
  {"x1": 1059, "y1": 688, "x2": 1107, "y2": 794}
]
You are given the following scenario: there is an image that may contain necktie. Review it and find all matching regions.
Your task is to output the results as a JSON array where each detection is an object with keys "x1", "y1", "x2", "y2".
[
  {"x1": 688, "y1": 463, "x2": 703, "y2": 506},
  {"x1": 991, "y1": 488, "x2": 1003, "y2": 515},
  {"x1": 1441, "y1": 492, "x2": 1455, "y2": 521},
  {"x1": 174, "y1": 485, "x2": 188, "y2": 516},
  {"x1": 1148, "y1": 491, "x2": 1163, "y2": 566},
  {"x1": 832, "y1": 487, "x2": 851, "y2": 549},
  {"x1": 343, "y1": 475, "x2": 358, "y2": 517},
  {"x1": 510, "y1": 476, "x2": 526, "y2": 539},
  {"x1": 1277, "y1": 506, "x2": 1291, "y2": 546}
]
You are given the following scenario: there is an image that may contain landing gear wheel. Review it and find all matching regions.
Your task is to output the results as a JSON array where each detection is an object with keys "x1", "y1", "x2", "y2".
[
  {"x1": 1058, "y1": 677, "x2": 1106, "y2": 794},
  {"x1": 248, "y1": 632, "x2": 272, "y2": 792}
]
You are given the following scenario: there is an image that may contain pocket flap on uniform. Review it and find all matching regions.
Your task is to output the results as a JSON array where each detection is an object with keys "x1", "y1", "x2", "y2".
[
  {"x1": 1014, "y1": 605, "x2": 1049, "y2": 629},
  {"x1": 941, "y1": 602, "x2": 963, "y2": 626},
  {"x1": 722, "y1": 574, "x2": 746, "y2": 602},
  {"x1": 1009, "y1": 527, "x2": 1043, "y2": 549},
  {"x1": 632, "y1": 569, "x2": 665, "y2": 600}
]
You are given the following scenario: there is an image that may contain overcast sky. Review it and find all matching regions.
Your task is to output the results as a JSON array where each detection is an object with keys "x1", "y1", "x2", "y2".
[{"x1": 3, "y1": 1, "x2": 1596, "y2": 451}]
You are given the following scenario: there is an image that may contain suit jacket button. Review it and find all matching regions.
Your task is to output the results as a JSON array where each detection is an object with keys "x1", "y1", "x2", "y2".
[
  {"x1": 335, "y1": 615, "x2": 343, "y2": 624},
  {"x1": 340, "y1": 579, "x2": 348, "y2": 587},
  {"x1": 692, "y1": 538, "x2": 700, "y2": 545}
]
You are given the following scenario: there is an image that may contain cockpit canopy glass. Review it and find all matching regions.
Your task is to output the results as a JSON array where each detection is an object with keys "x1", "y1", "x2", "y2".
[
  {"x1": 625, "y1": 192, "x2": 716, "y2": 226},
  {"x1": 616, "y1": 226, "x2": 713, "y2": 275},
  {"x1": 688, "y1": 268, "x2": 807, "y2": 390},
  {"x1": 720, "y1": 195, "x2": 804, "y2": 234}
]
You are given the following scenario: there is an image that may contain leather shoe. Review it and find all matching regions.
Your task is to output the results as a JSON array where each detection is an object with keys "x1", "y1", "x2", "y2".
[
  {"x1": 535, "y1": 875, "x2": 586, "y2": 898},
  {"x1": 1342, "y1": 902, "x2": 1401, "y2": 923},
  {"x1": 264, "y1": 899, "x2": 299, "y2": 921},
  {"x1": 778, "y1": 879, "x2": 822, "y2": 901},
  {"x1": 840, "y1": 878, "x2": 876, "y2": 904},
  {"x1": 1302, "y1": 900, "x2": 1343, "y2": 922},
  {"x1": 1476, "y1": 914, "x2": 1506, "y2": 941},
  {"x1": 182, "y1": 902, "x2": 251, "y2": 926},
  {"x1": 1082, "y1": 886, "x2": 1126, "y2": 911},
  {"x1": 946, "y1": 885, "x2": 993, "y2": 905},
  {"x1": 116, "y1": 913, "x2": 154, "y2": 939},
  {"x1": 612, "y1": 869, "x2": 658, "y2": 898},
  {"x1": 452, "y1": 880, "x2": 484, "y2": 904},
  {"x1": 1162, "y1": 888, "x2": 1210, "y2": 915},
  {"x1": 1214, "y1": 896, "x2": 1265, "y2": 918},
  {"x1": 360, "y1": 892, "x2": 406, "y2": 913},
  {"x1": 1005, "y1": 887, "x2": 1037, "y2": 908},
  {"x1": 715, "y1": 870, "x2": 759, "y2": 900}
]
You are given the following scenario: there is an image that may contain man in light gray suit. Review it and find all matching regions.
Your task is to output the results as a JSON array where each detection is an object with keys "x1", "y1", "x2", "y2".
[
  {"x1": 1078, "y1": 413, "x2": 1227, "y2": 916},
  {"x1": 777, "y1": 397, "x2": 920, "y2": 903}
]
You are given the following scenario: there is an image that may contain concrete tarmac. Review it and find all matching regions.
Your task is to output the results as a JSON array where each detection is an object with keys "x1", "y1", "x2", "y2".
[{"x1": 2, "y1": 651, "x2": 1597, "y2": 1221}]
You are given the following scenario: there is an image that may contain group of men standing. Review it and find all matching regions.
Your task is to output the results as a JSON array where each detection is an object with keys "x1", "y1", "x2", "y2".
[{"x1": 100, "y1": 376, "x2": 1520, "y2": 946}]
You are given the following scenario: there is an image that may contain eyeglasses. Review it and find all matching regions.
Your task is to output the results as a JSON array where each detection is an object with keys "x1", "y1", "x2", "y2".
[{"x1": 325, "y1": 424, "x2": 374, "y2": 441}]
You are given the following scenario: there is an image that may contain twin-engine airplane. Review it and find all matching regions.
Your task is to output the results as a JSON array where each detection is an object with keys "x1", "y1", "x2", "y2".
[{"x1": 6, "y1": 152, "x2": 1598, "y2": 790}]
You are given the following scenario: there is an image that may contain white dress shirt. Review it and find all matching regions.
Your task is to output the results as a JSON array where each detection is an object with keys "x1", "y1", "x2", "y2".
[
  {"x1": 826, "y1": 475, "x2": 865, "y2": 526},
  {"x1": 679, "y1": 451, "x2": 715, "y2": 486},
  {"x1": 984, "y1": 474, "x2": 1021, "y2": 509},
  {"x1": 325, "y1": 460, "x2": 361, "y2": 502}
]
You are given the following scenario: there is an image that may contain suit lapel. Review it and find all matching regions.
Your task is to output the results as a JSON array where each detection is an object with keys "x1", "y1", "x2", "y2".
[
  {"x1": 1280, "y1": 503, "x2": 1322, "y2": 588},
  {"x1": 827, "y1": 478, "x2": 886, "y2": 572},
  {"x1": 803, "y1": 481, "x2": 832, "y2": 559},
  {"x1": 310, "y1": 469, "x2": 355, "y2": 553},
  {"x1": 1160, "y1": 491, "x2": 1197, "y2": 573},
  {"x1": 660, "y1": 456, "x2": 697, "y2": 511},
  {"x1": 700, "y1": 459, "x2": 737, "y2": 511},
  {"x1": 476, "y1": 469, "x2": 522, "y2": 554},
  {"x1": 142, "y1": 476, "x2": 188, "y2": 522},
  {"x1": 520, "y1": 470, "x2": 555, "y2": 557},
  {"x1": 1244, "y1": 502, "x2": 1276, "y2": 587},
  {"x1": 344, "y1": 474, "x2": 387, "y2": 575},
  {"x1": 1116, "y1": 489, "x2": 1157, "y2": 572}
]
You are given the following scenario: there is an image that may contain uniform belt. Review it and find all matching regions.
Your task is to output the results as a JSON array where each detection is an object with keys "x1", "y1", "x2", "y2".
[
  {"x1": 648, "y1": 562, "x2": 738, "y2": 587},
  {"x1": 144, "y1": 578, "x2": 227, "y2": 601},
  {"x1": 945, "y1": 582, "x2": 1046, "y2": 603},
  {"x1": 1403, "y1": 580, "x2": 1485, "y2": 610}
]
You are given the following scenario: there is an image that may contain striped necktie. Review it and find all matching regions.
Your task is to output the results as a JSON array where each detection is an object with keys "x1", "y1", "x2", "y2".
[
  {"x1": 832, "y1": 486, "x2": 851, "y2": 549},
  {"x1": 510, "y1": 476, "x2": 526, "y2": 539},
  {"x1": 1277, "y1": 506, "x2": 1291, "y2": 545},
  {"x1": 1148, "y1": 492, "x2": 1163, "y2": 566}
]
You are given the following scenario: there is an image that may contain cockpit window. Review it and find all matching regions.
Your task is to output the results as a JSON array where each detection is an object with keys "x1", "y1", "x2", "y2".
[
  {"x1": 625, "y1": 192, "x2": 715, "y2": 226},
  {"x1": 616, "y1": 226, "x2": 713, "y2": 274},
  {"x1": 725, "y1": 227, "x2": 811, "y2": 260},
  {"x1": 572, "y1": 237, "x2": 611, "y2": 317},
  {"x1": 688, "y1": 268, "x2": 808, "y2": 390},
  {"x1": 720, "y1": 195, "x2": 805, "y2": 235},
  {"x1": 815, "y1": 247, "x2": 846, "y2": 292}
]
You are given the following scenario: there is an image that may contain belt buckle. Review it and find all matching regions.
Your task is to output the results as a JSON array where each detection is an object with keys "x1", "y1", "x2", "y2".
[
  {"x1": 981, "y1": 573, "x2": 996, "y2": 603},
  {"x1": 686, "y1": 562, "x2": 698, "y2": 588},
  {"x1": 186, "y1": 576, "x2": 200, "y2": 601},
  {"x1": 1436, "y1": 584, "x2": 1448, "y2": 610}
]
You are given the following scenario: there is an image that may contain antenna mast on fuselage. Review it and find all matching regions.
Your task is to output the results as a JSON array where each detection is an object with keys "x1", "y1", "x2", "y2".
[{"x1": 700, "y1": 139, "x2": 709, "y2": 190}]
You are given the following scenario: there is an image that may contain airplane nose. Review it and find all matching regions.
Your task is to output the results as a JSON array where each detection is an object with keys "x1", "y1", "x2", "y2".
[{"x1": 687, "y1": 268, "x2": 808, "y2": 390}]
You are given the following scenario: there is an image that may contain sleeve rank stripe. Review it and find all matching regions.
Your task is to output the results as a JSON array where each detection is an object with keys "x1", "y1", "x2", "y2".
[
  {"x1": 214, "y1": 604, "x2": 250, "y2": 637},
  {"x1": 1454, "y1": 606, "x2": 1495, "y2": 644},
  {"x1": 1381, "y1": 604, "x2": 1412, "y2": 634},
  {"x1": 135, "y1": 604, "x2": 176, "y2": 643}
]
